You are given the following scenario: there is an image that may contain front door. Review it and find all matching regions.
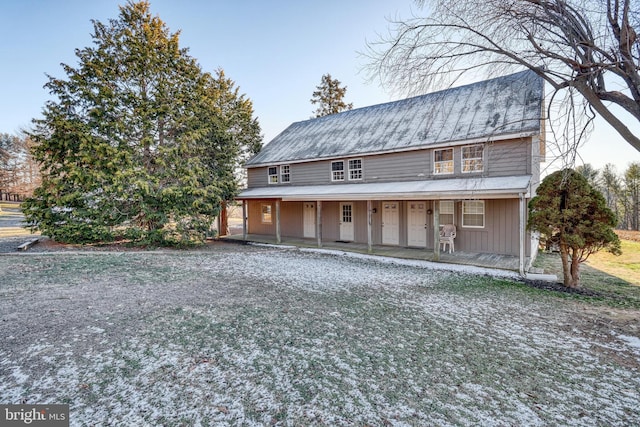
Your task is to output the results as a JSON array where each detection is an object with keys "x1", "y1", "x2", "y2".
[
  {"x1": 382, "y1": 202, "x2": 400, "y2": 245},
  {"x1": 303, "y1": 202, "x2": 316, "y2": 238},
  {"x1": 407, "y1": 202, "x2": 427, "y2": 247},
  {"x1": 339, "y1": 203, "x2": 354, "y2": 241}
]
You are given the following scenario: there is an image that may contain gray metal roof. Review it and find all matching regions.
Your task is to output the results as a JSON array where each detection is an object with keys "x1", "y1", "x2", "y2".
[
  {"x1": 237, "y1": 175, "x2": 532, "y2": 201},
  {"x1": 247, "y1": 70, "x2": 543, "y2": 167}
]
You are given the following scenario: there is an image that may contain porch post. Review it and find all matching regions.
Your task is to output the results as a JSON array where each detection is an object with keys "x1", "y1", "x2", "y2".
[
  {"x1": 242, "y1": 200, "x2": 247, "y2": 241},
  {"x1": 316, "y1": 201, "x2": 323, "y2": 248},
  {"x1": 519, "y1": 193, "x2": 526, "y2": 276},
  {"x1": 275, "y1": 200, "x2": 281, "y2": 244},
  {"x1": 367, "y1": 200, "x2": 373, "y2": 253},
  {"x1": 433, "y1": 200, "x2": 440, "y2": 261}
]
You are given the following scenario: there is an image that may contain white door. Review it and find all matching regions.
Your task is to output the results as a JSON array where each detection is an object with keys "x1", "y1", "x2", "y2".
[
  {"x1": 303, "y1": 202, "x2": 316, "y2": 238},
  {"x1": 407, "y1": 202, "x2": 427, "y2": 247},
  {"x1": 382, "y1": 202, "x2": 400, "y2": 245},
  {"x1": 339, "y1": 203, "x2": 354, "y2": 241}
]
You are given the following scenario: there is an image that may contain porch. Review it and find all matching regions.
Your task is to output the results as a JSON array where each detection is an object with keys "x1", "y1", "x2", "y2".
[{"x1": 222, "y1": 233, "x2": 525, "y2": 272}]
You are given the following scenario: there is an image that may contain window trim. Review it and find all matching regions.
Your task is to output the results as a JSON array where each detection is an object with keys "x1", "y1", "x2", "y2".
[
  {"x1": 433, "y1": 148, "x2": 454, "y2": 175},
  {"x1": 331, "y1": 160, "x2": 345, "y2": 181},
  {"x1": 462, "y1": 200, "x2": 485, "y2": 228},
  {"x1": 280, "y1": 164, "x2": 290, "y2": 183},
  {"x1": 461, "y1": 144, "x2": 484, "y2": 174},
  {"x1": 268, "y1": 166, "x2": 278, "y2": 184},
  {"x1": 261, "y1": 203, "x2": 273, "y2": 224},
  {"x1": 348, "y1": 158, "x2": 363, "y2": 181}
]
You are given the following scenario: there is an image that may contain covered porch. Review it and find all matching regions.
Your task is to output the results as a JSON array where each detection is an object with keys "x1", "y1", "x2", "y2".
[{"x1": 236, "y1": 175, "x2": 534, "y2": 275}]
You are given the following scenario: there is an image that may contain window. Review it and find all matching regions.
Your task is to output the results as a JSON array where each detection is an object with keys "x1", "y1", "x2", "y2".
[
  {"x1": 268, "y1": 166, "x2": 278, "y2": 184},
  {"x1": 462, "y1": 145, "x2": 484, "y2": 173},
  {"x1": 462, "y1": 200, "x2": 485, "y2": 228},
  {"x1": 434, "y1": 148, "x2": 454, "y2": 174},
  {"x1": 281, "y1": 165, "x2": 290, "y2": 183},
  {"x1": 349, "y1": 159, "x2": 362, "y2": 180},
  {"x1": 440, "y1": 200, "x2": 454, "y2": 225},
  {"x1": 331, "y1": 161, "x2": 345, "y2": 181},
  {"x1": 261, "y1": 203, "x2": 272, "y2": 224}
]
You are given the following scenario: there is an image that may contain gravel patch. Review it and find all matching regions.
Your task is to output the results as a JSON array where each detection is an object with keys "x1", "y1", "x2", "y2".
[{"x1": 0, "y1": 243, "x2": 639, "y2": 426}]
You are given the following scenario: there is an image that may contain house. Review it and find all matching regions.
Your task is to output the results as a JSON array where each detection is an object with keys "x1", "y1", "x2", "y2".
[{"x1": 236, "y1": 70, "x2": 545, "y2": 274}]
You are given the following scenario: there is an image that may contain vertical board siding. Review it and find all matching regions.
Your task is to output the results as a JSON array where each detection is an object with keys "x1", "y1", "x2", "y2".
[
  {"x1": 247, "y1": 200, "x2": 276, "y2": 235},
  {"x1": 280, "y1": 202, "x2": 303, "y2": 237},
  {"x1": 454, "y1": 199, "x2": 520, "y2": 256}
]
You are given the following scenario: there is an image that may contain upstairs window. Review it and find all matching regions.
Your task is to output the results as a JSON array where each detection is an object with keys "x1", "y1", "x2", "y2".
[
  {"x1": 331, "y1": 161, "x2": 345, "y2": 181},
  {"x1": 268, "y1": 166, "x2": 278, "y2": 184},
  {"x1": 349, "y1": 159, "x2": 362, "y2": 180},
  {"x1": 462, "y1": 200, "x2": 485, "y2": 228},
  {"x1": 462, "y1": 145, "x2": 484, "y2": 173},
  {"x1": 281, "y1": 165, "x2": 290, "y2": 183},
  {"x1": 434, "y1": 148, "x2": 454, "y2": 175}
]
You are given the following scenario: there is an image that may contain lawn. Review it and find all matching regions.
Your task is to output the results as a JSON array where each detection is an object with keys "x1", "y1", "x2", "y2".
[
  {"x1": 533, "y1": 236, "x2": 640, "y2": 308},
  {"x1": 1, "y1": 244, "x2": 639, "y2": 426}
]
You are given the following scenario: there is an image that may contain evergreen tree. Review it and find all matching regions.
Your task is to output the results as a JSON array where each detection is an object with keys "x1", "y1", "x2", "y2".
[
  {"x1": 310, "y1": 74, "x2": 353, "y2": 118},
  {"x1": 623, "y1": 162, "x2": 640, "y2": 230},
  {"x1": 528, "y1": 169, "x2": 621, "y2": 288},
  {"x1": 575, "y1": 164, "x2": 600, "y2": 189},
  {"x1": 23, "y1": 1, "x2": 261, "y2": 245},
  {"x1": 600, "y1": 163, "x2": 621, "y2": 226}
]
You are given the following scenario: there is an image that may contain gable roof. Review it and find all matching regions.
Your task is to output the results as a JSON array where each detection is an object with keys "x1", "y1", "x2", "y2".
[{"x1": 247, "y1": 70, "x2": 543, "y2": 167}]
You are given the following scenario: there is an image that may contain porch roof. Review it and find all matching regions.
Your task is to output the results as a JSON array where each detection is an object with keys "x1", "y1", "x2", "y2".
[{"x1": 237, "y1": 175, "x2": 532, "y2": 201}]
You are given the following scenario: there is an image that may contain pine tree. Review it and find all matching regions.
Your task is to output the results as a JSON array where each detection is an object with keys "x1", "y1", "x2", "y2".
[
  {"x1": 528, "y1": 169, "x2": 621, "y2": 288},
  {"x1": 624, "y1": 162, "x2": 640, "y2": 231},
  {"x1": 23, "y1": 1, "x2": 261, "y2": 245},
  {"x1": 310, "y1": 74, "x2": 353, "y2": 118}
]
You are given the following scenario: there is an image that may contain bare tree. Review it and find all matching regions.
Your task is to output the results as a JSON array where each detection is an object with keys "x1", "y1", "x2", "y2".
[{"x1": 367, "y1": 0, "x2": 640, "y2": 163}]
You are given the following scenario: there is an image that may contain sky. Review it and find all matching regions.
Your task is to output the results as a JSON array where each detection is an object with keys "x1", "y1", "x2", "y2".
[{"x1": 0, "y1": 0, "x2": 638, "y2": 174}]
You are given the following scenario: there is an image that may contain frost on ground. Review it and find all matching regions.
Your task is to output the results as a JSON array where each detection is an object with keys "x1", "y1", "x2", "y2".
[{"x1": 0, "y1": 244, "x2": 639, "y2": 426}]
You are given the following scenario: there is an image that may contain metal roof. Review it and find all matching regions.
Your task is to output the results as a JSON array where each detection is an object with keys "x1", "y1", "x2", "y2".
[
  {"x1": 247, "y1": 70, "x2": 543, "y2": 167},
  {"x1": 237, "y1": 175, "x2": 532, "y2": 201}
]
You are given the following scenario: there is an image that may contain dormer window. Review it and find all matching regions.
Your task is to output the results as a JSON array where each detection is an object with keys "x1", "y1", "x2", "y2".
[{"x1": 268, "y1": 166, "x2": 278, "y2": 184}]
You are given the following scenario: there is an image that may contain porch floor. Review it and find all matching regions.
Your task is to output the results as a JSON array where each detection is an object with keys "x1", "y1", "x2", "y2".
[{"x1": 221, "y1": 233, "x2": 525, "y2": 272}]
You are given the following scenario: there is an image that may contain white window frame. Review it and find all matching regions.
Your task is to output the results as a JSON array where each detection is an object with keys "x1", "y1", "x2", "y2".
[
  {"x1": 348, "y1": 158, "x2": 363, "y2": 180},
  {"x1": 331, "y1": 160, "x2": 345, "y2": 181},
  {"x1": 440, "y1": 200, "x2": 455, "y2": 225},
  {"x1": 462, "y1": 144, "x2": 484, "y2": 173},
  {"x1": 268, "y1": 166, "x2": 278, "y2": 184},
  {"x1": 261, "y1": 203, "x2": 273, "y2": 224},
  {"x1": 462, "y1": 200, "x2": 485, "y2": 228},
  {"x1": 280, "y1": 165, "x2": 290, "y2": 183},
  {"x1": 433, "y1": 148, "x2": 454, "y2": 175}
]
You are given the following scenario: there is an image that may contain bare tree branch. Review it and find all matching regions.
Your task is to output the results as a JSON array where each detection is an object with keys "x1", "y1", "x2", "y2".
[{"x1": 366, "y1": 0, "x2": 640, "y2": 156}]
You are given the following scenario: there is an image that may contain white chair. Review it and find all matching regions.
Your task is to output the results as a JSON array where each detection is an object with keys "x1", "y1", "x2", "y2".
[{"x1": 439, "y1": 224, "x2": 456, "y2": 254}]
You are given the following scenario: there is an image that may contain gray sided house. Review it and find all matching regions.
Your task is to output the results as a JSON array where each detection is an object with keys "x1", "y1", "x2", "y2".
[{"x1": 237, "y1": 70, "x2": 545, "y2": 273}]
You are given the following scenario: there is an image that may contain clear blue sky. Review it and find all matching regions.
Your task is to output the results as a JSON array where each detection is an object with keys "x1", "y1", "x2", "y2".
[{"x1": 1, "y1": 0, "x2": 637, "y2": 173}]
